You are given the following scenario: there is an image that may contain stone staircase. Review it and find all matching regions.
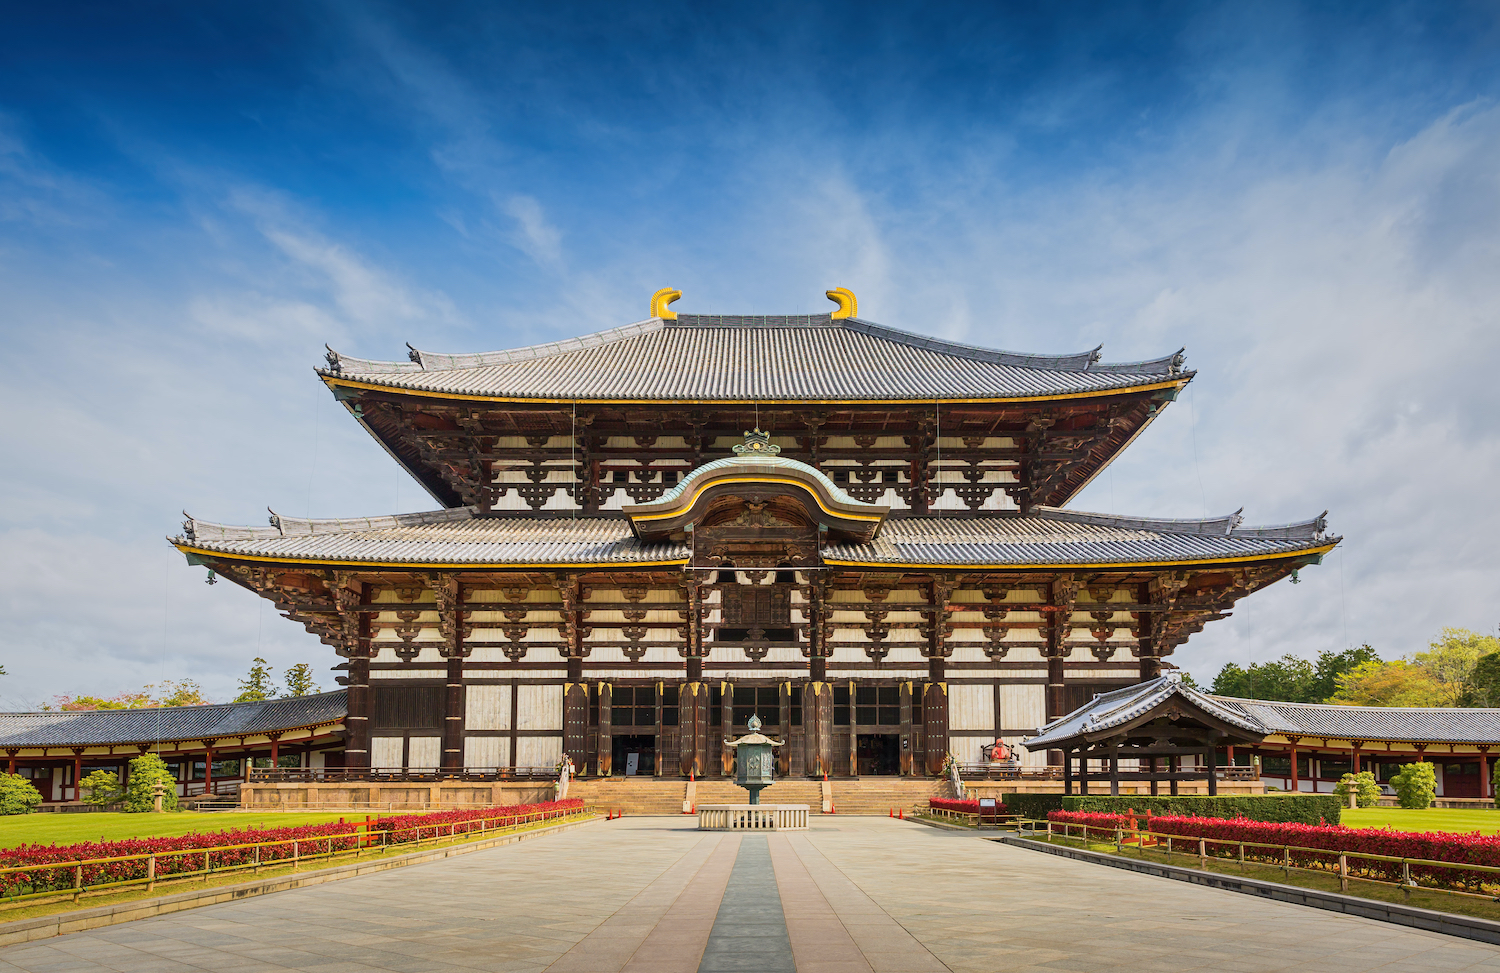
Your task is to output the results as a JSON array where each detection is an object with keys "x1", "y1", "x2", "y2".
[
  {"x1": 569, "y1": 778, "x2": 688, "y2": 815},
  {"x1": 566, "y1": 777, "x2": 952, "y2": 816},
  {"x1": 829, "y1": 778, "x2": 950, "y2": 815}
]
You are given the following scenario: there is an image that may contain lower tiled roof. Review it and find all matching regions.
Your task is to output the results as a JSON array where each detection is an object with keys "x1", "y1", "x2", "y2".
[
  {"x1": 0, "y1": 692, "x2": 347, "y2": 748},
  {"x1": 175, "y1": 507, "x2": 1333, "y2": 567},
  {"x1": 1211, "y1": 696, "x2": 1500, "y2": 744}
]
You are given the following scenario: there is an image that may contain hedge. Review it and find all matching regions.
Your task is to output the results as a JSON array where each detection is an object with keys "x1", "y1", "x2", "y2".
[
  {"x1": 1047, "y1": 810, "x2": 1500, "y2": 892},
  {"x1": 1005, "y1": 793, "x2": 1341, "y2": 825}
]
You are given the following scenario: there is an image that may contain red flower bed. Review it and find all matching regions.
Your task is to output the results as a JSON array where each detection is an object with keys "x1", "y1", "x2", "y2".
[
  {"x1": 0, "y1": 821, "x2": 362, "y2": 894},
  {"x1": 929, "y1": 798, "x2": 1008, "y2": 815},
  {"x1": 372, "y1": 799, "x2": 584, "y2": 842},
  {"x1": 1047, "y1": 810, "x2": 1500, "y2": 891},
  {"x1": 0, "y1": 798, "x2": 586, "y2": 897}
]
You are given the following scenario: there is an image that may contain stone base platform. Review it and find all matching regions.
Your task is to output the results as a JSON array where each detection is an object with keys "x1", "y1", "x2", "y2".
[
  {"x1": 240, "y1": 780, "x2": 554, "y2": 811},
  {"x1": 697, "y1": 804, "x2": 809, "y2": 830}
]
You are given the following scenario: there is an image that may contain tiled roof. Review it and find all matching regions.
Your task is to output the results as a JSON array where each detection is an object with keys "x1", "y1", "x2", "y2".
[
  {"x1": 823, "y1": 508, "x2": 1335, "y2": 566},
  {"x1": 175, "y1": 506, "x2": 1332, "y2": 567},
  {"x1": 321, "y1": 315, "x2": 1188, "y2": 401},
  {"x1": 1210, "y1": 697, "x2": 1500, "y2": 744},
  {"x1": 178, "y1": 510, "x2": 689, "y2": 565},
  {"x1": 1025, "y1": 676, "x2": 1266, "y2": 750},
  {"x1": 0, "y1": 692, "x2": 347, "y2": 748}
]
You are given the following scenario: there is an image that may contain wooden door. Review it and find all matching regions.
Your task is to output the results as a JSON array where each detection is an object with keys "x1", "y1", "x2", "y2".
[
  {"x1": 563, "y1": 683, "x2": 588, "y2": 773},
  {"x1": 679, "y1": 682, "x2": 708, "y2": 777},
  {"x1": 777, "y1": 682, "x2": 792, "y2": 776},
  {"x1": 922, "y1": 682, "x2": 948, "y2": 776},
  {"x1": 597, "y1": 681, "x2": 613, "y2": 776},
  {"x1": 899, "y1": 681, "x2": 913, "y2": 776}
]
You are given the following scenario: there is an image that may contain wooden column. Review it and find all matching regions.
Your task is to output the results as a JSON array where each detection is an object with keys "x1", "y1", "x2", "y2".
[
  {"x1": 805, "y1": 575, "x2": 829, "y2": 683},
  {"x1": 679, "y1": 681, "x2": 709, "y2": 778},
  {"x1": 338, "y1": 578, "x2": 374, "y2": 774},
  {"x1": 71, "y1": 750, "x2": 83, "y2": 802},
  {"x1": 1288, "y1": 737, "x2": 1300, "y2": 793},
  {"x1": 268, "y1": 735, "x2": 280, "y2": 771},
  {"x1": 1043, "y1": 576, "x2": 1080, "y2": 766},
  {"x1": 5, "y1": 750, "x2": 15, "y2": 775},
  {"x1": 1351, "y1": 740, "x2": 1362, "y2": 775},
  {"x1": 1169, "y1": 755, "x2": 1178, "y2": 796},
  {"x1": 437, "y1": 575, "x2": 469, "y2": 774},
  {"x1": 562, "y1": 576, "x2": 589, "y2": 771},
  {"x1": 1078, "y1": 751, "x2": 1089, "y2": 795},
  {"x1": 922, "y1": 577, "x2": 954, "y2": 776},
  {"x1": 683, "y1": 577, "x2": 706, "y2": 684},
  {"x1": 1149, "y1": 756, "x2": 1159, "y2": 796},
  {"x1": 202, "y1": 744, "x2": 213, "y2": 797},
  {"x1": 804, "y1": 680, "x2": 833, "y2": 778},
  {"x1": 1206, "y1": 742, "x2": 1218, "y2": 796},
  {"x1": 1482, "y1": 748, "x2": 1492, "y2": 800},
  {"x1": 1109, "y1": 746, "x2": 1120, "y2": 796},
  {"x1": 1063, "y1": 749, "x2": 1073, "y2": 795}
]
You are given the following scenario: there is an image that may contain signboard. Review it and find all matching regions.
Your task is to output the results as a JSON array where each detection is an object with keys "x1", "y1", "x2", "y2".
[{"x1": 979, "y1": 798, "x2": 996, "y2": 808}]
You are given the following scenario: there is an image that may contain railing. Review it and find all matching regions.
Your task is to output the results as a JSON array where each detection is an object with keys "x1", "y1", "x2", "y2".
[
  {"x1": 697, "y1": 805, "x2": 808, "y2": 830},
  {"x1": 246, "y1": 766, "x2": 557, "y2": 783},
  {"x1": 0, "y1": 805, "x2": 592, "y2": 910},
  {"x1": 958, "y1": 765, "x2": 1260, "y2": 782},
  {"x1": 1020, "y1": 818, "x2": 1500, "y2": 903}
]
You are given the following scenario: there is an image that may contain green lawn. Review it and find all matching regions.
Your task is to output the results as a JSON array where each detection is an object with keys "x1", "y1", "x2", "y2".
[
  {"x1": 0, "y1": 811, "x2": 360, "y2": 849},
  {"x1": 1342, "y1": 806, "x2": 1500, "y2": 834}
]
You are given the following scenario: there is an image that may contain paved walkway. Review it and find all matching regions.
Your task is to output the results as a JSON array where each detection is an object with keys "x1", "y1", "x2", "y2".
[{"x1": 7, "y1": 817, "x2": 1500, "y2": 972}]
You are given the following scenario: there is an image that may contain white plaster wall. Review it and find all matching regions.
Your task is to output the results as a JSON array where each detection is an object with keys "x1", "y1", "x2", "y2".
[
  {"x1": 515, "y1": 736, "x2": 562, "y2": 768},
  {"x1": 1000, "y1": 684, "x2": 1047, "y2": 733},
  {"x1": 408, "y1": 737, "x2": 441, "y2": 768},
  {"x1": 463, "y1": 736, "x2": 509, "y2": 770},
  {"x1": 516, "y1": 685, "x2": 563, "y2": 731},
  {"x1": 466, "y1": 685, "x2": 511, "y2": 730},
  {"x1": 371, "y1": 736, "x2": 402, "y2": 770},
  {"x1": 949, "y1": 684, "x2": 994, "y2": 732}
]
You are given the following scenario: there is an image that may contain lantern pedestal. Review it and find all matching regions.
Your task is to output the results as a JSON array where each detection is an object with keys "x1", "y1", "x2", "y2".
[{"x1": 697, "y1": 804, "x2": 809, "y2": 831}]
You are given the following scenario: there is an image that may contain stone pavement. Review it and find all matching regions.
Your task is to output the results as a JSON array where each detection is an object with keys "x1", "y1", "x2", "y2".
[{"x1": 7, "y1": 816, "x2": 1500, "y2": 972}]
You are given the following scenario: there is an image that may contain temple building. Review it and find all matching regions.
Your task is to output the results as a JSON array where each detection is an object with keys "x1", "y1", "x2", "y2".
[{"x1": 167, "y1": 288, "x2": 1340, "y2": 782}]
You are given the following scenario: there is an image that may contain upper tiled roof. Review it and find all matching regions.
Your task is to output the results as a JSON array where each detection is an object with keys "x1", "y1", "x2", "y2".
[
  {"x1": 1025, "y1": 675, "x2": 1266, "y2": 749},
  {"x1": 1210, "y1": 697, "x2": 1500, "y2": 744},
  {"x1": 0, "y1": 692, "x2": 347, "y2": 748},
  {"x1": 321, "y1": 315, "x2": 1188, "y2": 401},
  {"x1": 822, "y1": 507, "x2": 1335, "y2": 566},
  {"x1": 175, "y1": 506, "x2": 1332, "y2": 567}
]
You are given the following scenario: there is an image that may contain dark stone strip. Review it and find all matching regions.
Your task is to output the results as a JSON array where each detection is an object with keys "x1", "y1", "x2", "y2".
[{"x1": 698, "y1": 836, "x2": 796, "y2": 973}]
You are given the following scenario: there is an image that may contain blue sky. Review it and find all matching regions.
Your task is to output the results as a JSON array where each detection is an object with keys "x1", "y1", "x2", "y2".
[{"x1": 2, "y1": 2, "x2": 1499, "y2": 706}]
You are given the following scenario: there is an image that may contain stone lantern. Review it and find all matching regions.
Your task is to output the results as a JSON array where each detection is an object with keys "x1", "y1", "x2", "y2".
[{"x1": 728, "y1": 714, "x2": 781, "y2": 805}]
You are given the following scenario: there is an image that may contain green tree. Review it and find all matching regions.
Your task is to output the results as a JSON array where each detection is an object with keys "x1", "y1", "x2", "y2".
[
  {"x1": 1390, "y1": 762, "x2": 1437, "y2": 809},
  {"x1": 1330, "y1": 660, "x2": 1444, "y2": 706},
  {"x1": 0, "y1": 773, "x2": 43, "y2": 815},
  {"x1": 1417, "y1": 628, "x2": 1500, "y2": 706},
  {"x1": 1310, "y1": 645, "x2": 1381, "y2": 701},
  {"x1": 234, "y1": 658, "x2": 278, "y2": 703},
  {"x1": 122, "y1": 753, "x2": 179, "y2": 813},
  {"x1": 1334, "y1": 771, "x2": 1382, "y2": 808},
  {"x1": 281, "y1": 663, "x2": 319, "y2": 697},
  {"x1": 1470, "y1": 653, "x2": 1500, "y2": 707},
  {"x1": 1210, "y1": 655, "x2": 1317, "y2": 701},
  {"x1": 80, "y1": 769, "x2": 123, "y2": 806}
]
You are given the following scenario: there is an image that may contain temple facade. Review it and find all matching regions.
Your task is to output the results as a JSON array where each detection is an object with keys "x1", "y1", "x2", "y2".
[{"x1": 171, "y1": 288, "x2": 1339, "y2": 780}]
